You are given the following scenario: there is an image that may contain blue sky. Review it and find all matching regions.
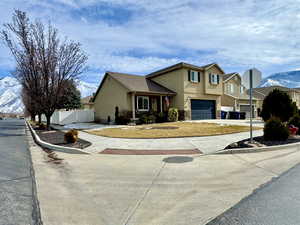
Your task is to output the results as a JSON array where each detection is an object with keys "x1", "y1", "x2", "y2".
[{"x1": 1, "y1": 0, "x2": 300, "y2": 84}]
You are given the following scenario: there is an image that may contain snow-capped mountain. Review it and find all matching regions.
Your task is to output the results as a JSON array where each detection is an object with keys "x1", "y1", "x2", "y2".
[
  {"x1": 0, "y1": 76, "x2": 98, "y2": 114},
  {"x1": 259, "y1": 70, "x2": 300, "y2": 88}
]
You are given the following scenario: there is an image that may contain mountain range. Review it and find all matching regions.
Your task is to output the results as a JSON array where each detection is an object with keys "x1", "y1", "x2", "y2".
[
  {"x1": 0, "y1": 76, "x2": 98, "y2": 114},
  {"x1": 259, "y1": 70, "x2": 300, "y2": 88}
]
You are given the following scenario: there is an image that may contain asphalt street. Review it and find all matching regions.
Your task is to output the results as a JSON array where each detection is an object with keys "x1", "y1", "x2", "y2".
[
  {"x1": 207, "y1": 162, "x2": 300, "y2": 225},
  {"x1": 0, "y1": 119, "x2": 40, "y2": 225}
]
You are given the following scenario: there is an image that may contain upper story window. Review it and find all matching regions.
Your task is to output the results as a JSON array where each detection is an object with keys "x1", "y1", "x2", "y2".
[
  {"x1": 230, "y1": 83, "x2": 234, "y2": 93},
  {"x1": 188, "y1": 70, "x2": 200, "y2": 83},
  {"x1": 209, "y1": 74, "x2": 220, "y2": 85},
  {"x1": 137, "y1": 96, "x2": 149, "y2": 111},
  {"x1": 240, "y1": 86, "x2": 244, "y2": 94}
]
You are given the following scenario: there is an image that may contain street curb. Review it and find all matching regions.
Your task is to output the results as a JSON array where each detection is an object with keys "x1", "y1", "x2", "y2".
[
  {"x1": 25, "y1": 125, "x2": 43, "y2": 225},
  {"x1": 26, "y1": 121, "x2": 89, "y2": 155},
  {"x1": 216, "y1": 141, "x2": 300, "y2": 154}
]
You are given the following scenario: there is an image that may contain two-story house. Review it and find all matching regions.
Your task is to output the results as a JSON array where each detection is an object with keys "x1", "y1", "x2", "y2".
[
  {"x1": 93, "y1": 62, "x2": 225, "y2": 122},
  {"x1": 221, "y1": 72, "x2": 259, "y2": 118}
]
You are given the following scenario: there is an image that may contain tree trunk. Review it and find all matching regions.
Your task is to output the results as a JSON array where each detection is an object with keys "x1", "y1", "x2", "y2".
[
  {"x1": 46, "y1": 115, "x2": 51, "y2": 130},
  {"x1": 38, "y1": 114, "x2": 42, "y2": 124},
  {"x1": 31, "y1": 113, "x2": 36, "y2": 122}
]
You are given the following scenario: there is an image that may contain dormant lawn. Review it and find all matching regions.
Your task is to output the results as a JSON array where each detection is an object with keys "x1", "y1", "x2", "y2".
[{"x1": 88, "y1": 122, "x2": 262, "y2": 139}]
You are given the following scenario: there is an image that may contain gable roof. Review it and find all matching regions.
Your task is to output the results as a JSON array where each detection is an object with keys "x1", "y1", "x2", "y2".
[
  {"x1": 92, "y1": 72, "x2": 176, "y2": 102},
  {"x1": 109, "y1": 72, "x2": 176, "y2": 94},
  {"x1": 146, "y1": 62, "x2": 225, "y2": 78},
  {"x1": 223, "y1": 72, "x2": 240, "y2": 82}
]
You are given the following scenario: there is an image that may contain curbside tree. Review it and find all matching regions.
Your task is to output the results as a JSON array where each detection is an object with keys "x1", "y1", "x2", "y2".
[{"x1": 1, "y1": 10, "x2": 88, "y2": 129}]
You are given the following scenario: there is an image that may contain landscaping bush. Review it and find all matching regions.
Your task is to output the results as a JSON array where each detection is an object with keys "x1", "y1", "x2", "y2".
[
  {"x1": 264, "y1": 117, "x2": 290, "y2": 141},
  {"x1": 168, "y1": 108, "x2": 178, "y2": 122},
  {"x1": 156, "y1": 112, "x2": 167, "y2": 123},
  {"x1": 288, "y1": 114, "x2": 300, "y2": 134},
  {"x1": 64, "y1": 129, "x2": 78, "y2": 143},
  {"x1": 261, "y1": 89, "x2": 296, "y2": 122},
  {"x1": 115, "y1": 110, "x2": 131, "y2": 125},
  {"x1": 38, "y1": 123, "x2": 46, "y2": 130},
  {"x1": 116, "y1": 115, "x2": 130, "y2": 125},
  {"x1": 139, "y1": 113, "x2": 156, "y2": 124},
  {"x1": 178, "y1": 110, "x2": 185, "y2": 121},
  {"x1": 70, "y1": 129, "x2": 78, "y2": 138}
]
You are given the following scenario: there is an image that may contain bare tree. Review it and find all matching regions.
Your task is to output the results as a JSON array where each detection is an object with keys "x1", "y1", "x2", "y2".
[
  {"x1": 21, "y1": 87, "x2": 38, "y2": 121},
  {"x1": 2, "y1": 10, "x2": 88, "y2": 128}
]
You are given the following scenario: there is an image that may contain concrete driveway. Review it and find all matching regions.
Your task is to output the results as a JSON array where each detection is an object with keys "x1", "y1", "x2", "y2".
[{"x1": 30, "y1": 133, "x2": 300, "y2": 225}]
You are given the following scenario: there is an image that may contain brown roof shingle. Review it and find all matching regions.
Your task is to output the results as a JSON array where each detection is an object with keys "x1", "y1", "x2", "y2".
[{"x1": 108, "y1": 72, "x2": 176, "y2": 95}]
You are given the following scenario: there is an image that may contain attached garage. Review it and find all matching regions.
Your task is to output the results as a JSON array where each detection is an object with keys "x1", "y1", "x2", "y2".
[
  {"x1": 191, "y1": 100, "x2": 216, "y2": 120},
  {"x1": 240, "y1": 104, "x2": 255, "y2": 118}
]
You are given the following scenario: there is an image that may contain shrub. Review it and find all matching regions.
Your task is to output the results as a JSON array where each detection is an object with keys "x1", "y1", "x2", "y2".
[
  {"x1": 38, "y1": 123, "x2": 46, "y2": 130},
  {"x1": 114, "y1": 109, "x2": 131, "y2": 125},
  {"x1": 70, "y1": 129, "x2": 78, "y2": 138},
  {"x1": 64, "y1": 129, "x2": 78, "y2": 143},
  {"x1": 288, "y1": 114, "x2": 300, "y2": 134},
  {"x1": 264, "y1": 117, "x2": 290, "y2": 141},
  {"x1": 139, "y1": 113, "x2": 156, "y2": 124},
  {"x1": 156, "y1": 112, "x2": 167, "y2": 123},
  {"x1": 116, "y1": 115, "x2": 130, "y2": 125},
  {"x1": 115, "y1": 106, "x2": 119, "y2": 121},
  {"x1": 168, "y1": 108, "x2": 178, "y2": 122},
  {"x1": 261, "y1": 89, "x2": 295, "y2": 122}
]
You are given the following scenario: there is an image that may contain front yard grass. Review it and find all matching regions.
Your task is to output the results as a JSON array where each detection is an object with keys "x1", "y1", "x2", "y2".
[{"x1": 87, "y1": 122, "x2": 262, "y2": 139}]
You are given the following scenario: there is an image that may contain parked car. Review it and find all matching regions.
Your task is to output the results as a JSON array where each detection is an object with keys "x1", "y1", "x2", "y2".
[{"x1": 0, "y1": 117, "x2": 3, "y2": 120}]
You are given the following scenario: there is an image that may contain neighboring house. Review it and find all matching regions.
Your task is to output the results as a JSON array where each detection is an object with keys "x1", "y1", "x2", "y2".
[
  {"x1": 250, "y1": 86, "x2": 300, "y2": 112},
  {"x1": 81, "y1": 96, "x2": 94, "y2": 110},
  {"x1": 221, "y1": 73, "x2": 259, "y2": 118},
  {"x1": 93, "y1": 62, "x2": 226, "y2": 123},
  {"x1": 242, "y1": 68, "x2": 262, "y2": 89}
]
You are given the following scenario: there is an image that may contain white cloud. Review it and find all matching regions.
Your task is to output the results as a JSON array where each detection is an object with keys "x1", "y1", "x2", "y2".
[{"x1": 1, "y1": 0, "x2": 300, "y2": 79}]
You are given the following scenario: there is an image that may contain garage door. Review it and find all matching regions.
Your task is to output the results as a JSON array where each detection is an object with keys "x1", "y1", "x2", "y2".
[
  {"x1": 240, "y1": 105, "x2": 255, "y2": 118},
  {"x1": 191, "y1": 100, "x2": 216, "y2": 120}
]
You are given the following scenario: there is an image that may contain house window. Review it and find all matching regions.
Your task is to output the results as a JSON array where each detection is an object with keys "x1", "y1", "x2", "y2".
[
  {"x1": 230, "y1": 83, "x2": 234, "y2": 93},
  {"x1": 189, "y1": 70, "x2": 200, "y2": 82},
  {"x1": 210, "y1": 74, "x2": 219, "y2": 84},
  {"x1": 240, "y1": 86, "x2": 244, "y2": 94},
  {"x1": 137, "y1": 96, "x2": 149, "y2": 111}
]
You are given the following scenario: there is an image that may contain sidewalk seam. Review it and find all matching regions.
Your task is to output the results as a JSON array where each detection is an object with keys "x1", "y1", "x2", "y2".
[
  {"x1": 232, "y1": 154, "x2": 279, "y2": 176},
  {"x1": 122, "y1": 162, "x2": 166, "y2": 225}
]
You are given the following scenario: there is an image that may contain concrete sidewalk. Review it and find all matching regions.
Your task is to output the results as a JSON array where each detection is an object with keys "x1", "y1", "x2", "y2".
[{"x1": 29, "y1": 134, "x2": 300, "y2": 225}]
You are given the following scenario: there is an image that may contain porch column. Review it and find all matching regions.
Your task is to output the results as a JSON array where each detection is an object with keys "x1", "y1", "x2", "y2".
[
  {"x1": 160, "y1": 95, "x2": 163, "y2": 112},
  {"x1": 132, "y1": 93, "x2": 136, "y2": 120}
]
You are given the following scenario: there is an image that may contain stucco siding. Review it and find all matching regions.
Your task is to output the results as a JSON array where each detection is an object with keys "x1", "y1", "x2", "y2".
[
  {"x1": 221, "y1": 95, "x2": 236, "y2": 107},
  {"x1": 151, "y1": 69, "x2": 184, "y2": 110},
  {"x1": 224, "y1": 76, "x2": 241, "y2": 97},
  {"x1": 94, "y1": 76, "x2": 131, "y2": 122},
  {"x1": 204, "y1": 66, "x2": 224, "y2": 95}
]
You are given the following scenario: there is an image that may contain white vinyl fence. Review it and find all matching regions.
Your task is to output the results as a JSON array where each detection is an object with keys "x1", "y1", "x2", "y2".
[{"x1": 40, "y1": 109, "x2": 94, "y2": 125}]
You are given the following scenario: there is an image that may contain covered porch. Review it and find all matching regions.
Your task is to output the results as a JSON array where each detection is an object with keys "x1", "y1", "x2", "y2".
[{"x1": 130, "y1": 92, "x2": 176, "y2": 120}]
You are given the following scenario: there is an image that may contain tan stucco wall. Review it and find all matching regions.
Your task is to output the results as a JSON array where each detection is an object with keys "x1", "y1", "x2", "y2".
[
  {"x1": 223, "y1": 75, "x2": 241, "y2": 97},
  {"x1": 94, "y1": 75, "x2": 131, "y2": 122},
  {"x1": 153, "y1": 66, "x2": 223, "y2": 119},
  {"x1": 221, "y1": 95, "x2": 236, "y2": 108},
  {"x1": 204, "y1": 66, "x2": 224, "y2": 95},
  {"x1": 182, "y1": 67, "x2": 221, "y2": 119},
  {"x1": 151, "y1": 69, "x2": 185, "y2": 110}
]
